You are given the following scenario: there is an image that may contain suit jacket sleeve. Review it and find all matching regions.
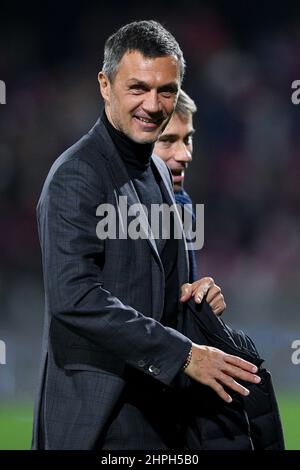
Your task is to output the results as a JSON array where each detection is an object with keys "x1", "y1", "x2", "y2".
[{"x1": 37, "y1": 157, "x2": 192, "y2": 386}]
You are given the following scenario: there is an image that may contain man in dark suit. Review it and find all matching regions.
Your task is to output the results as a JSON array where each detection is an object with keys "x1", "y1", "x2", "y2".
[{"x1": 32, "y1": 20, "x2": 261, "y2": 450}]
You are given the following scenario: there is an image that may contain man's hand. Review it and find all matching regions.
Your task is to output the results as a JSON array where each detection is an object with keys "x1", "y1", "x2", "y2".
[
  {"x1": 180, "y1": 277, "x2": 226, "y2": 316},
  {"x1": 184, "y1": 343, "x2": 261, "y2": 403}
]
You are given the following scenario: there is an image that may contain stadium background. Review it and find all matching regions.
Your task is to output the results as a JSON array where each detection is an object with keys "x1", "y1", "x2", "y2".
[{"x1": 0, "y1": 0, "x2": 299, "y2": 449}]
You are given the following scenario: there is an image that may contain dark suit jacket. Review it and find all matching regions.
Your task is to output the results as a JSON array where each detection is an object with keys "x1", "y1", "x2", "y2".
[{"x1": 32, "y1": 118, "x2": 192, "y2": 449}]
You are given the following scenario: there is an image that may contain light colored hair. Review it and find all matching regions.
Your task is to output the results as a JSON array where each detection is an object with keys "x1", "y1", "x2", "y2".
[{"x1": 175, "y1": 90, "x2": 197, "y2": 117}]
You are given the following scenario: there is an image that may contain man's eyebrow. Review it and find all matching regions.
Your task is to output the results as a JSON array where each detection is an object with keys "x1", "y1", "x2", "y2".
[
  {"x1": 127, "y1": 79, "x2": 178, "y2": 93},
  {"x1": 127, "y1": 79, "x2": 150, "y2": 88},
  {"x1": 158, "y1": 129, "x2": 195, "y2": 141},
  {"x1": 158, "y1": 133, "x2": 178, "y2": 140},
  {"x1": 158, "y1": 83, "x2": 179, "y2": 93}
]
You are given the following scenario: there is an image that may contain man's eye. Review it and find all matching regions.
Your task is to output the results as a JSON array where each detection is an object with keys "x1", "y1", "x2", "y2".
[
  {"x1": 159, "y1": 140, "x2": 172, "y2": 148},
  {"x1": 185, "y1": 136, "x2": 193, "y2": 145},
  {"x1": 160, "y1": 92, "x2": 172, "y2": 98},
  {"x1": 160, "y1": 89, "x2": 177, "y2": 98},
  {"x1": 130, "y1": 86, "x2": 145, "y2": 93}
]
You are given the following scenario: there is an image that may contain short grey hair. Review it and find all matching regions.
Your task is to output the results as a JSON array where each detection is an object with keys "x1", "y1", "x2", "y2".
[{"x1": 102, "y1": 20, "x2": 185, "y2": 83}]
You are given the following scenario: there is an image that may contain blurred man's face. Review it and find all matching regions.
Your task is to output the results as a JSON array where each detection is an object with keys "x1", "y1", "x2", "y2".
[
  {"x1": 154, "y1": 111, "x2": 194, "y2": 192},
  {"x1": 98, "y1": 50, "x2": 180, "y2": 144}
]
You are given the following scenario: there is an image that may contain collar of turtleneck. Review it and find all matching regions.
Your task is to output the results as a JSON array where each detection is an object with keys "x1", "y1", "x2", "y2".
[{"x1": 101, "y1": 110, "x2": 154, "y2": 172}]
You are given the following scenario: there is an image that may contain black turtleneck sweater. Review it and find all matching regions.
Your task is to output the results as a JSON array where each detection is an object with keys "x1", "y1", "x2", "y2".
[{"x1": 102, "y1": 111, "x2": 179, "y2": 328}]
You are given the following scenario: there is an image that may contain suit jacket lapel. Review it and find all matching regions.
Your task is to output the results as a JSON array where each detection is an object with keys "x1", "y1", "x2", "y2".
[
  {"x1": 151, "y1": 156, "x2": 190, "y2": 287},
  {"x1": 91, "y1": 118, "x2": 162, "y2": 265}
]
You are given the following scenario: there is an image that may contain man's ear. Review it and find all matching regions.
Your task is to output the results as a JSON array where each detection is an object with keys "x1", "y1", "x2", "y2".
[{"x1": 98, "y1": 71, "x2": 111, "y2": 103}]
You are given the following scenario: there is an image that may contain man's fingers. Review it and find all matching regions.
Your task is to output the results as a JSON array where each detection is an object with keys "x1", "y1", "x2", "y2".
[
  {"x1": 226, "y1": 354, "x2": 258, "y2": 374},
  {"x1": 194, "y1": 287, "x2": 206, "y2": 303},
  {"x1": 217, "y1": 372, "x2": 250, "y2": 397},
  {"x1": 211, "y1": 304, "x2": 226, "y2": 316},
  {"x1": 180, "y1": 283, "x2": 192, "y2": 302},
  {"x1": 223, "y1": 364, "x2": 261, "y2": 384},
  {"x1": 208, "y1": 293, "x2": 224, "y2": 309},
  {"x1": 192, "y1": 277, "x2": 214, "y2": 295},
  {"x1": 208, "y1": 379, "x2": 233, "y2": 403},
  {"x1": 206, "y1": 285, "x2": 221, "y2": 304},
  {"x1": 209, "y1": 296, "x2": 226, "y2": 315},
  {"x1": 192, "y1": 277, "x2": 214, "y2": 303}
]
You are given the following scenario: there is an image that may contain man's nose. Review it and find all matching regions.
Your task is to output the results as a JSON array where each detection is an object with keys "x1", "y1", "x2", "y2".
[
  {"x1": 174, "y1": 143, "x2": 192, "y2": 163},
  {"x1": 143, "y1": 90, "x2": 161, "y2": 113}
]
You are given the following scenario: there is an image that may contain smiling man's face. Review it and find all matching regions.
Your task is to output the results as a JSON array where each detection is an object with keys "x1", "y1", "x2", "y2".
[
  {"x1": 154, "y1": 111, "x2": 194, "y2": 192},
  {"x1": 98, "y1": 50, "x2": 180, "y2": 144}
]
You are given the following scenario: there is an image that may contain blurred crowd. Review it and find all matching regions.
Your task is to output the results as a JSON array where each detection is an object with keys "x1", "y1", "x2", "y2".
[{"x1": 0, "y1": 2, "x2": 299, "y2": 398}]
